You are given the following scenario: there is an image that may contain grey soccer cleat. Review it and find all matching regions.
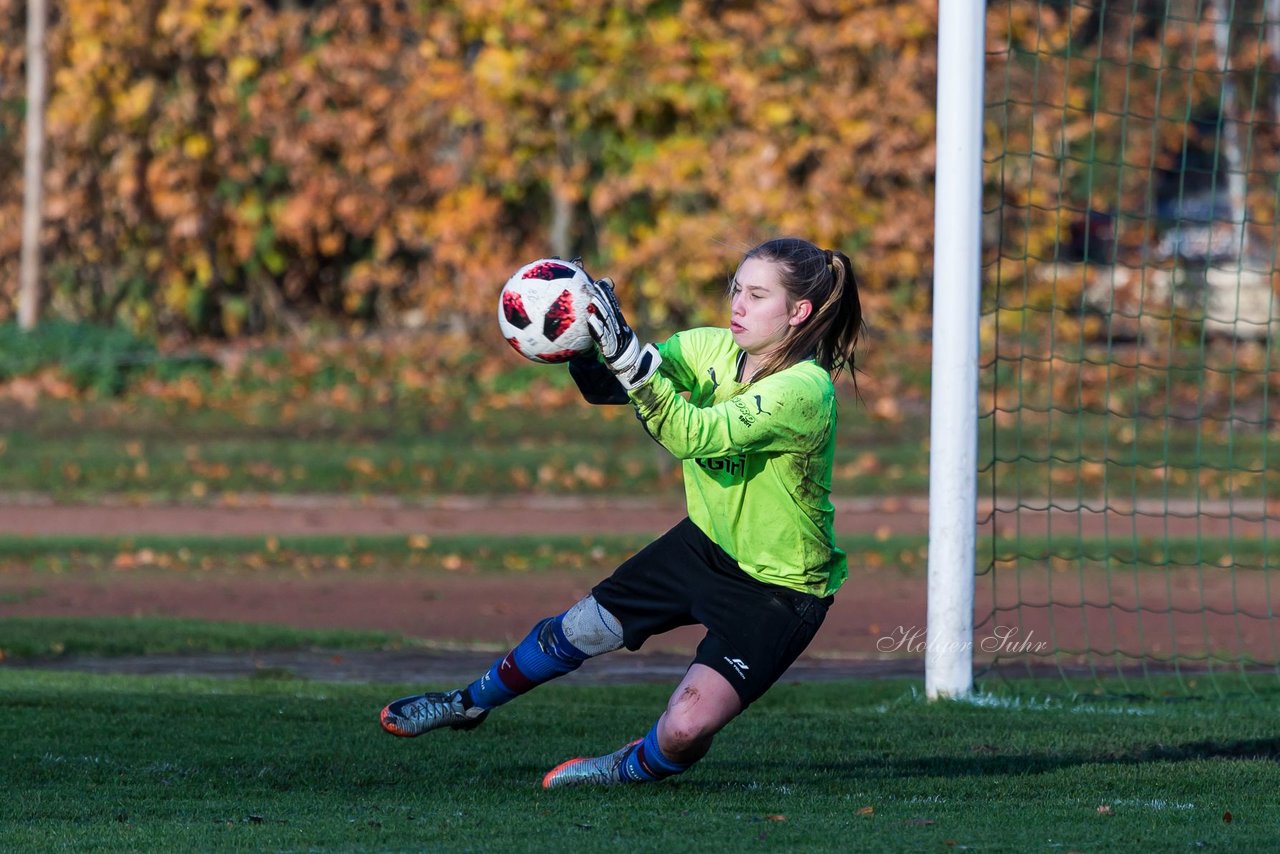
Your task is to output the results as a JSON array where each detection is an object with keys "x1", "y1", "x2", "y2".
[
  {"x1": 541, "y1": 740, "x2": 639, "y2": 789},
  {"x1": 379, "y1": 690, "x2": 488, "y2": 737}
]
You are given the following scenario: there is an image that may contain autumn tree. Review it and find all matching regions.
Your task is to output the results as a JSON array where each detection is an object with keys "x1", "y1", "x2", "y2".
[{"x1": 0, "y1": 0, "x2": 945, "y2": 338}]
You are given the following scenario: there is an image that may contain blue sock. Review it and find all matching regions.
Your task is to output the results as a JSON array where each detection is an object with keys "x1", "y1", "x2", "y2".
[
  {"x1": 619, "y1": 721, "x2": 691, "y2": 783},
  {"x1": 466, "y1": 614, "x2": 589, "y2": 710}
]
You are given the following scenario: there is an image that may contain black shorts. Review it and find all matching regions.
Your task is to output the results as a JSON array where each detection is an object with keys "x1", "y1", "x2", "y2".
[{"x1": 592, "y1": 517, "x2": 832, "y2": 707}]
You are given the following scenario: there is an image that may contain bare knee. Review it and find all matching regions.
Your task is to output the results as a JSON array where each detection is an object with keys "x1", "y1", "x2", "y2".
[{"x1": 658, "y1": 685, "x2": 723, "y2": 758}]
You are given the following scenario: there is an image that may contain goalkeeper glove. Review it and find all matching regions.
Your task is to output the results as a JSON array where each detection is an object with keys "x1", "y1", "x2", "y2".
[{"x1": 585, "y1": 277, "x2": 662, "y2": 391}]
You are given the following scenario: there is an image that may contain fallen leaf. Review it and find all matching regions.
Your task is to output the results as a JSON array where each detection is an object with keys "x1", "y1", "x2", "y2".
[
  {"x1": 346, "y1": 457, "x2": 378, "y2": 476},
  {"x1": 765, "y1": 814, "x2": 786, "y2": 822},
  {"x1": 1096, "y1": 804, "x2": 1113, "y2": 816},
  {"x1": 1223, "y1": 811, "x2": 1233, "y2": 824},
  {"x1": 856, "y1": 806, "x2": 875, "y2": 817}
]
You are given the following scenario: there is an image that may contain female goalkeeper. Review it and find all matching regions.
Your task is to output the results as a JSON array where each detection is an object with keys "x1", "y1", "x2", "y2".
[{"x1": 380, "y1": 237, "x2": 864, "y2": 788}]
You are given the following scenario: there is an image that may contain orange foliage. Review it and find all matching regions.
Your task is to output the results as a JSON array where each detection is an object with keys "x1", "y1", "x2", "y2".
[
  {"x1": 0, "y1": 0, "x2": 1274, "y2": 349},
  {"x1": 0, "y1": 0, "x2": 940, "y2": 338}
]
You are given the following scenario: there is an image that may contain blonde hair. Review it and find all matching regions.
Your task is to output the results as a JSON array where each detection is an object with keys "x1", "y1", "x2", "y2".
[{"x1": 734, "y1": 237, "x2": 864, "y2": 383}]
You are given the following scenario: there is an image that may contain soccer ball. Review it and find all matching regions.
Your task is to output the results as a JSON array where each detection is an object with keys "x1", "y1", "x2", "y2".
[{"x1": 497, "y1": 258, "x2": 595, "y2": 364}]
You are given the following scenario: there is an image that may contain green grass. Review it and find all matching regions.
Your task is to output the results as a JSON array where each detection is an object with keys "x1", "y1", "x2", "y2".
[
  {"x1": 0, "y1": 533, "x2": 653, "y2": 575},
  {"x1": 0, "y1": 533, "x2": 1273, "y2": 578},
  {"x1": 0, "y1": 616, "x2": 408, "y2": 660},
  {"x1": 2, "y1": 325, "x2": 1273, "y2": 505},
  {"x1": 989, "y1": 535, "x2": 1280, "y2": 571},
  {"x1": 0, "y1": 390, "x2": 927, "y2": 500},
  {"x1": 5, "y1": 391, "x2": 1269, "y2": 501},
  {"x1": 1, "y1": 669, "x2": 1276, "y2": 850},
  {"x1": 0, "y1": 532, "x2": 922, "y2": 577},
  {"x1": 0, "y1": 424, "x2": 684, "y2": 500}
]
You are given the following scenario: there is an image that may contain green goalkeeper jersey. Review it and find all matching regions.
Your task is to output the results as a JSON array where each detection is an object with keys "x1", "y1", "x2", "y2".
[{"x1": 628, "y1": 327, "x2": 848, "y2": 597}]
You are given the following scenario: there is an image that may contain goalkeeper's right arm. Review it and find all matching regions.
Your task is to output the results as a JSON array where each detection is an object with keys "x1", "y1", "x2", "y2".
[{"x1": 568, "y1": 353, "x2": 629, "y2": 405}]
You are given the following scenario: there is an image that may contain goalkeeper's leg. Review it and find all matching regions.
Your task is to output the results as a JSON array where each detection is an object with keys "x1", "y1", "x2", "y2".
[
  {"x1": 541, "y1": 663, "x2": 741, "y2": 788},
  {"x1": 379, "y1": 595, "x2": 623, "y2": 737}
]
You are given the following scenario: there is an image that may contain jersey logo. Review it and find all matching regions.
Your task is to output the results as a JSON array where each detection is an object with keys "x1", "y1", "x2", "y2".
[
  {"x1": 696, "y1": 456, "x2": 745, "y2": 477},
  {"x1": 753, "y1": 395, "x2": 772, "y2": 415},
  {"x1": 723, "y1": 657, "x2": 750, "y2": 679},
  {"x1": 706, "y1": 367, "x2": 720, "y2": 392}
]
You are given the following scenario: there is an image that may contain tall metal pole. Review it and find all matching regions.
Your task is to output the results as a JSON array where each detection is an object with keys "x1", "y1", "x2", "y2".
[
  {"x1": 19, "y1": 0, "x2": 49, "y2": 331},
  {"x1": 926, "y1": 0, "x2": 985, "y2": 700}
]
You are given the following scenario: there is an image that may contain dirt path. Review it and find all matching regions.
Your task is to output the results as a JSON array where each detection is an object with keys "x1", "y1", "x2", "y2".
[
  {"x1": 2, "y1": 496, "x2": 1275, "y2": 683},
  {"x1": 0, "y1": 496, "x2": 926, "y2": 682},
  {"x1": 0, "y1": 569, "x2": 928, "y2": 664}
]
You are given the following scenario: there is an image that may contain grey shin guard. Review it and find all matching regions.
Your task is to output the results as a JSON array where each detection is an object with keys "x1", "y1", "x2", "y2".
[{"x1": 560, "y1": 595, "x2": 625, "y2": 656}]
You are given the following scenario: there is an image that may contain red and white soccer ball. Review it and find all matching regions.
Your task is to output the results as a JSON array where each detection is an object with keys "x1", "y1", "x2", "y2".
[{"x1": 497, "y1": 258, "x2": 595, "y2": 364}]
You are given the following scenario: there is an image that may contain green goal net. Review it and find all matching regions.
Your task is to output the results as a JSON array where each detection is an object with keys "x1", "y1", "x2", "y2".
[{"x1": 980, "y1": 0, "x2": 1280, "y2": 691}]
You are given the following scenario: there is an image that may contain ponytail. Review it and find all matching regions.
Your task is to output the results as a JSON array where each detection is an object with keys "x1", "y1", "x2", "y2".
[{"x1": 738, "y1": 238, "x2": 864, "y2": 384}]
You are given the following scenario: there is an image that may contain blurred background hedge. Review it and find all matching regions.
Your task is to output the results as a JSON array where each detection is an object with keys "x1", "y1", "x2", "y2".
[{"x1": 0, "y1": 0, "x2": 937, "y2": 341}]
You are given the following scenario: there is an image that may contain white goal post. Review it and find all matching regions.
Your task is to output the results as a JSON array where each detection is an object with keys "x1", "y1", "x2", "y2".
[{"x1": 926, "y1": 0, "x2": 985, "y2": 700}]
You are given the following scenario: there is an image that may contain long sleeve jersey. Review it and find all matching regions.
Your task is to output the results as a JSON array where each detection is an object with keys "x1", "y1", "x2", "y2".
[{"x1": 627, "y1": 327, "x2": 847, "y2": 597}]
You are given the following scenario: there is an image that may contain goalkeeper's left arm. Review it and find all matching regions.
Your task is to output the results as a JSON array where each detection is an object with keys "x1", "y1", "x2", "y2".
[{"x1": 568, "y1": 353, "x2": 629, "y2": 405}]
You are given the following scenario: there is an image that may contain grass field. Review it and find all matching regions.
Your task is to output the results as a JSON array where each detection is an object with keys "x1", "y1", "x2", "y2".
[
  {"x1": 4, "y1": 400, "x2": 1271, "y2": 512},
  {"x1": 0, "y1": 616, "x2": 409, "y2": 660},
  {"x1": 0, "y1": 393, "x2": 929, "y2": 500},
  {"x1": 4, "y1": 333, "x2": 1279, "y2": 849},
  {"x1": 3, "y1": 664, "x2": 1277, "y2": 851},
  {"x1": 7, "y1": 340, "x2": 1276, "y2": 506},
  {"x1": 2, "y1": 532, "x2": 1277, "y2": 576}
]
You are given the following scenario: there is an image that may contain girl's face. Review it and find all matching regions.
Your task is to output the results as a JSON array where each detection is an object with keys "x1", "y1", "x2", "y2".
[{"x1": 729, "y1": 257, "x2": 811, "y2": 356}]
